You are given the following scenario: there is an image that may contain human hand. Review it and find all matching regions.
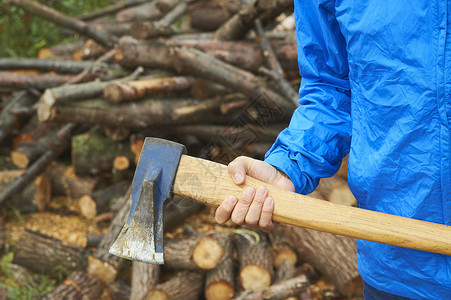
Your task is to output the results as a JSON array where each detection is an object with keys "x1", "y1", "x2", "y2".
[{"x1": 215, "y1": 156, "x2": 295, "y2": 231}]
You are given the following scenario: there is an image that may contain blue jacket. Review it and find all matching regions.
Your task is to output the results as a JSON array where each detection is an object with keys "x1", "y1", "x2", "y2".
[{"x1": 264, "y1": 0, "x2": 451, "y2": 299}]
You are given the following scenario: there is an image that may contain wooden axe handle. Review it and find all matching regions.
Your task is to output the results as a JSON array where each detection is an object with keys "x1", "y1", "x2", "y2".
[{"x1": 173, "y1": 155, "x2": 451, "y2": 256}]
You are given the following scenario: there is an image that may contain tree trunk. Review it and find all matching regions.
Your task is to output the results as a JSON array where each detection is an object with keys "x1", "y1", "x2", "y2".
[
  {"x1": 316, "y1": 174, "x2": 356, "y2": 206},
  {"x1": 130, "y1": 262, "x2": 160, "y2": 300},
  {"x1": 13, "y1": 229, "x2": 87, "y2": 274},
  {"x1": 0, "y1": 91, "x2": 37, "y2": 144},
  {"x1": 87, "y1": 188, "x2": 131, "y2": 284},
  {"x1": 71, "y1": 128, "x2": 133, "y2": 176},
  {"x1": 47, "y1": 163, "x2": 99, "y2": 199},
  {"x1": 79, "y1": 180, "x2": 129, "y2": 219},
  {"x1": 143, "y1": 271, "x2": 204, "y2": 300},
  {"x1": 280, "y1": 225, "x2": 363, "y2": 296},
  {"x1": 0, "y1": 170, "x2": 51, "y2": 213},
  {"x1": 41, "y1": 271, "x2": 103, "y2": 300},
  {"x1": 104, "y1": 76, "x2": 194, "y2": 103},
  {"x1": 235, "y1": 231, "x2": 274, "y2": 291},
  {"x1": 205, "y1": 233, "x2": 235, "y2": 300}
]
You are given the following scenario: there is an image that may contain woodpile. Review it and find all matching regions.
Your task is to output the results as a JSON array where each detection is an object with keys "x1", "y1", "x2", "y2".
[{"x1": 0, "y1": 0, "x2": 361, "y2": 298}]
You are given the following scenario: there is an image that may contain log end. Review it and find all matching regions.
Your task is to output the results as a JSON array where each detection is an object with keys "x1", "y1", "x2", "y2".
[
  {"x1": 113, "y1": 156, "x2": 130, "y2": 171},
  {"x1": 240, "y1": 265, "x2": 271, "y2": 291},
  {"x1": 103, "y1": 83, "x2": 124, "y2": 103},
  {"x1": 274, "y1": 247, "x2": 297, "y2": 268},
  {"x1": 79, "y1": 195, "x2": 97, "y2": 219},
  {"x1": 144, "y1": 289, "x2": 169, "y2": 300},
  {"x1": 192, "y1": 236, "x2": 224, "y2": 270},
  {"x1": 11, "y1": 151, "x2": 30, "y2": 169},
  {"x1": 205, "y1": 280, "x2": 234, "y2": 300},
  {"x1": 87, "y1": 256, "x2": 117, "y2": 284}
]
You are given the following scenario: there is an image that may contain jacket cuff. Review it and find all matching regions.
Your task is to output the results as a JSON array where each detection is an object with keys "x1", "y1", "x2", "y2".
[{"x1": 264, "y1": 149, "x2": 304, "y2": 194}]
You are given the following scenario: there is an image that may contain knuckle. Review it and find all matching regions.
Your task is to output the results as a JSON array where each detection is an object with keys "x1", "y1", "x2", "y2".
[{"x1": 231, "y1": 215, "x2": 244, "y2": 225}]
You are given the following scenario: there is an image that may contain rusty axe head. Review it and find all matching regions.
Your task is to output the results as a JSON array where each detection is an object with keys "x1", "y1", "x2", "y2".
[{"x1": 109, "y1": 137, "x2": 186, "y2": 264}]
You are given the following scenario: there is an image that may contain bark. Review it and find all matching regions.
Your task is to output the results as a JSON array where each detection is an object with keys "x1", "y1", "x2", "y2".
[
  {"x1": 0, "y1": 58, "x2": 112, "y2": 74},
  {"x1": 86, "y1": 233, "x2": 104, "y2": 248},
  {"x1": 79, "y1": 39, "x2": 108, "y2": 60},
  {"x1": 0, "y1": 170, "x2": 51, "y2": 213},
  {"x1": 143, "y1": 271, "x2": 203, "y2": 300},
  {"x1": 163, "y1": 196, "x2": 205, "y2": 232},
  {"x1": 114, "y1": 36, "x2": 298, "y2": 75},
  {"x1": 4, "y1": 0, "x2": 115, "y2": 47},
  {"x1": 13, "y1": 229, "x2": 87, "y2": 274},
  {"x1": 79, "y1": 0, "x2": 149, "y2": 21},
  {"x1": 190, "y1": 79, "x2": 232, "y2": 99},
  {"x1": 41, "y1": 271, "x2": 103, "y2": 300},
  {"x1": 205, "y1": 233, "x2": 235, "y2": 300},
  {"x1": 47, "y1": 163, "x2": 99, "y2": 199},
  {"x1": 0, "y1": 72, "x2": 76, "y2": 91},
  {"x1": 0, "y1": 217, "x2": 5, "y2": 254},
  {"x1": 171, "y1": 46, "x2": 295, "y2": 115},
  {"x1": 71, "y1": 128, "x2": 133, "y2": 176},
  {"x1": 130, "y1": 21, "x2": 176, "y2": 39},
  {"x1": 235, "y1": 275, "x2": 310, "y2": 300},
  {"x1": 280, "y1": 225, "x2": 363, "y2": 296},
  {"x1": 130, "y1": 262, "x2": 160, "y2": 300},
  {"x1": 188, "y1": 0, "x2": 231, "y2": 31},
  {"x1": 108, "y1": 280, "x2": 131, "y2": 300},
  {"x1": 87, "y1": 188, "x2": 131, "y2": 284},
  {"x1": 11, "y1": 125, "x2": 71, "y2": 169},
  {"x1": 235, "y1": 231, "x2": 274, "y2": 291},
  {"x1": 0, "y1": 123, "x2": 76, "y2": 205},
  {"x1": 104, "y1": 76, "x2": 194, "y2": 103},
  {"x1": 0, "y1": 91, "x2": 37, "y2": 144},
  {"x1": 115, "y1": 1, "x2": 162, "y2": 23},
  {"x1": 79, "y1": 180, "x2": 129, "y2": 219},
  {"x1": 156, "y1": 0, "x2": 180, "y2": 13},
  {"x1": 39, "y1": 40, "x2": 85, "y2": 60},
  {"x1": 274, "y1": 262, "x2": 296, "y2": 284},
  {"x1": 316, "y1": 174, "x2": 356, "y2": 206},
  {"x1": 269, "y1": 224, "x2": 298, "y2": 268},
  {"x1": 213, "y1": 0, "x2": 259, "y2": 40},
  {"x1": 38, "y1": 66, "x2": 142, "y2": 114},
  {"x1": 39, "y1": 97, "x2": 232, "y2": 128},
  {"x1": 12, "y1": 117, "x2": 58, "y2": 150},
  {"x1": 255, "y1": 18, "x2": 299, "y2": 106}
]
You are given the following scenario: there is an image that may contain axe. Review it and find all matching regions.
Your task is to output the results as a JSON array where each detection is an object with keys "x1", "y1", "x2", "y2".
[{"x1": 109, "y1": 137, "x2": 451, "y2": 263}]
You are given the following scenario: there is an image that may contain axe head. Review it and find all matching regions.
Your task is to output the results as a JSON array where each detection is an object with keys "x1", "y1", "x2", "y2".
[{"x1": 109, "y1": 137, "x2": 186, "y2": 264}]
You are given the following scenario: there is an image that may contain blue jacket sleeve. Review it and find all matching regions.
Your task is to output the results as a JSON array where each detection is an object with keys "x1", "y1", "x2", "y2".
[{"x1": 264, "y1": 0, "x2": 351, "y2": 194}]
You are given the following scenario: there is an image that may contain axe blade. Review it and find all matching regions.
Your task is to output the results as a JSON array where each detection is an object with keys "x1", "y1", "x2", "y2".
[{"x1": 109, "y1": 137, "x2": 186, "y2": 263}]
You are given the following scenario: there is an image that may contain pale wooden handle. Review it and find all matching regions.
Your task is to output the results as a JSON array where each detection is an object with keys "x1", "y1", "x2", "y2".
[{"x1": 173, "y1": 155, "x2": 451, "y2": 256}]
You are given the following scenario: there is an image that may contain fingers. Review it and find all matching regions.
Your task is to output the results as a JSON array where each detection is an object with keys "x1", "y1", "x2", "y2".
[
  {"x1": 215, "y1": 186, "x2": 275, "y2": 232},
  {"x1": 227, "y1": 156, "x2": 252, "y2": 185},
  {"x1": 259, "y1": 197, "x2": 275, "y2": 232},
  {"x1": 215, "y1": 195, "x2": 237, "y2": 224}
]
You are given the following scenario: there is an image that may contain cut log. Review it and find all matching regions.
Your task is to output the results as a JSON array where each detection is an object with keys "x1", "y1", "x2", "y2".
[
  {"x1": 104, "y1": 76, "x2": 194, "y2": 103},
  {"x1": 87, "y1": 188, "x2": 132, "y2": 284},
  {"x1": 80, "y1": 0, "x2": 149, "y2": 21},
  {"x1": 164, "y1": 232, "x2": 230, "y2": 271},
  {"x1": 41, "y1": 271, "x2": 103, "y2": 300},
  {"x1": 11, "y1": 125, "x2": 72, "y2": 169},
  {"x1": 171, "y1": 46, "x2": 295, "y2": 115},
  {"x1": 0, "y1": 170, "x2": 51, "y2": 213},
  {"x1": 116, "y1": 1, "x2": 162, "y2": 23},
  {"x1": 0, "y1": 58, "x2": 103, "y2": 74},
  {"x1": 38, "y1": 40, "x2": 85, "y2": 60},
  {"x1": 11, "y1": 117, "x2": 58, "y2": 151},
  {"x1": 130, "y1": 262, "x2": 160, "y2": 300},
  {"x1": 143, "y1": 271, "x2": 203, "y2": 300},
  {"x1": 235, "y1": 274, "x2": 310, "y2": 300},
  {"x1": 269, "y1": 224, "x2": 297, "y2": 268},
  {"x1": 114, "y1": 36, "x2": 298, "y2": 75},
  {"x1": 4, "y1": 0, "x2": 115, "y2": 47},
  {"x1": 316, "y1": 174, "x2": 356, "y2": 206},
  {"x1": 235, "y1": 230, "x2": 274, "y2": 291},
  {"x1": 0, "y1": 124, "x2": 76, "y2": 206},
  {"x1": 109, "y1": 280, "x2": 131, "y2": 300},
  {"x1": 72, "y1": 128, "x2": 133, "y2": 176},
  {"x1": 190, "y1": 79, "x2": 232, "y2": 99},
  {"x1": 47, "y1": 163, "x2": 98, "y2": 199},
  {"x1": 213, "y1": 0, "x2": 259, "y2": 40},
  {"x1": 205, "y1": 233, "x2": 235, "y2": 300},
  {"x1": 39, "y1": 97, "x2": 233, "y2": 128},
  {"x1": 13, "y1": 229, "x2": 87, "y2": 274},
  {"x1": 80, "y1": 39, "x2": 108, "y2": 60},
  {"x1": 188, "y1": 0, "x2": 231, "y2": 31},
  {"x1": 0, "y1": 91, "x2": 37, "y2": 144},
  {"x1": 79, "y1": 180, "x2": 129, "y2": 219},
  {"x1": 86, "y1": 233, "x2": 104, "y2": 248},
  {"x1": 156, "y1": 0, "x2": 180, "y2": 13},
  {"x1": 280, "y1": 225, "x2": 363, "y2": 296},
  {"x1": 163, "y1": 195, "x2": 205, "y2": 232},
  {"x1": 0, "y1": 72, "x2": 77, "y2": 91}
]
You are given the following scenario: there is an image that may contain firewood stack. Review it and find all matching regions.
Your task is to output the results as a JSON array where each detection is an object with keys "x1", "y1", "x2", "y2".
[{"x1": 0, "y1": 0, "x2": 361, "y2": 298}]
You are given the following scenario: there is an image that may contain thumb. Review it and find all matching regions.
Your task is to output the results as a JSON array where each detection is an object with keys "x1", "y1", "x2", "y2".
[{"x1": 227, "y1": 156, "x2": 254, "y2": 185}]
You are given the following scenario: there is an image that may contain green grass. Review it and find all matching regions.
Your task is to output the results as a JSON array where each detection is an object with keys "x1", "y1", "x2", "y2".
[{"x1": 0, "y1": 0, "x2": 113, "y2": 58}]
